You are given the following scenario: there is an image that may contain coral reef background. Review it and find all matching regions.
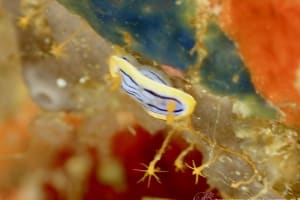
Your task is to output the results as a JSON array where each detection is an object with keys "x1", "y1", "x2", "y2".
[{"x1": 0, "y1": 0, "x2": 299, "y2": 199}]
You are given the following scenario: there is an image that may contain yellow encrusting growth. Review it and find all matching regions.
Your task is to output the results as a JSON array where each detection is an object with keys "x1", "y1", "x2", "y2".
[
  {"x1": 50, "y1": 25, "x2": 85, "y2": 58},
  {"x1": 104, "y1": 74, "x2": 121, "y2": 91},
  {"x1": 17, "y1": 15, "x2": 31, "y2": 30},
  {"x1": 50, "y1": 43, "x2": 67, "y2": 58},
  {"x1": 187, "y1": 160, "x2": 204, "y2": 184},
  {"x1": 109, "y1": 76, "x2": 122, "y2": 91},
  {"x1": 172, "y1": 118, "x2": 260, "y2": 188},
  {"x1": 166, "y1": 100, "x2": 177, "y2": 125},
  {"x1": 174, "y1": 143, "x2": 194, "y2": 172},
  {"x1": 134, "y1": 129, "x2": 175, "y2": 187},
  {"x1": 17, "y1": 2, "x2": 49, "y2": 30},
  {"x1": 186, "y1": 153, "x2": 220, "y2": 184}
]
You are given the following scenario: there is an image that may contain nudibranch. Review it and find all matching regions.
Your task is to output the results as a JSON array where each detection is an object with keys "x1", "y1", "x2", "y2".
[{"x1": 109, "y1": 55, "x2": 196, "y2": 121}]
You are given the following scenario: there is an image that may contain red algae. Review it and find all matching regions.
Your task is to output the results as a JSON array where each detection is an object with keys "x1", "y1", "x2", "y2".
[
  {"x1": 111, "y1": 125, "x2": 219, "y2": 200},
  {"x1": 221, "y1": 0, "x2": 300, "y2": 127},
  {"x1": 12, "y1": 125, "x2": 219, "y2": 200}
]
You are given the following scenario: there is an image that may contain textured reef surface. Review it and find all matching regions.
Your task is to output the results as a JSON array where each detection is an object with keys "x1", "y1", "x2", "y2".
[
  {"x1": 57, "y1": 0, "x2": 276, "y2": 119},
  {"x1": 0, "y1": 0, "x2": 299, "y2": 199}
]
